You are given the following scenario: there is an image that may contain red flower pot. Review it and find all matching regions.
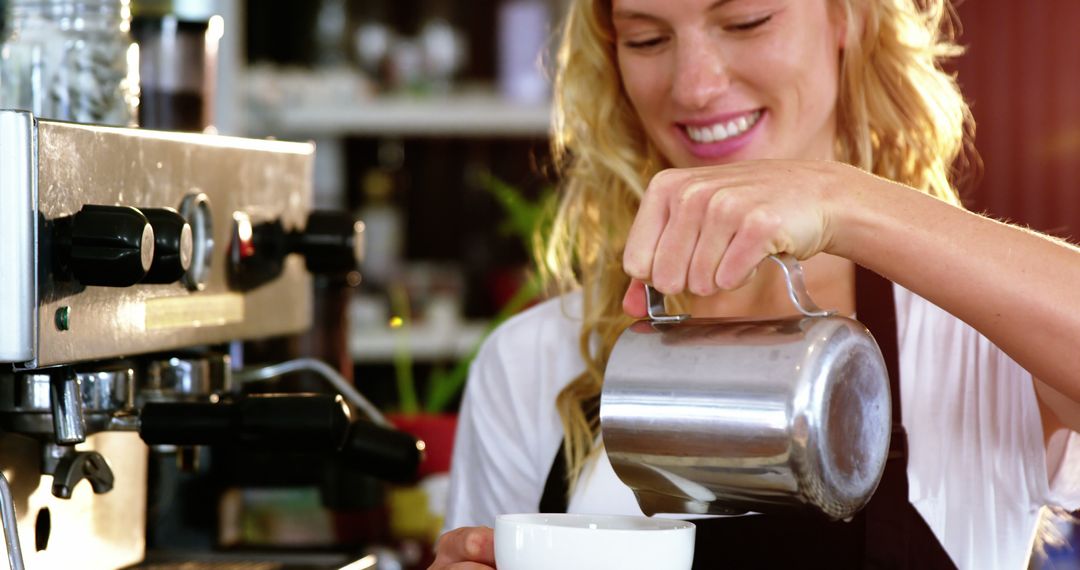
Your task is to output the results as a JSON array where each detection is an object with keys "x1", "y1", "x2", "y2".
[{"x1": 388, "y1": 413, "x2": 459, "y2": 479}]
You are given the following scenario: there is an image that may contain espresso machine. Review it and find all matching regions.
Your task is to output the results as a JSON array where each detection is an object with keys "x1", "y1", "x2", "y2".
[{"x1": 0, "y1": 110, "x2": 421, "y2": 569}]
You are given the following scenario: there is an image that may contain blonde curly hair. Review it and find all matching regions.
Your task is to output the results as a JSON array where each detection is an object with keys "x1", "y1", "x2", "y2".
[{"x1": 539, "y1": 0, "x2": 974, "y2": 491}]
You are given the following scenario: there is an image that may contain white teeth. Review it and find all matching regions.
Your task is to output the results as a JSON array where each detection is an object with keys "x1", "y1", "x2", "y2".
[{"x1": 685, "y1": 110, "x2": 761, "y2": 144}]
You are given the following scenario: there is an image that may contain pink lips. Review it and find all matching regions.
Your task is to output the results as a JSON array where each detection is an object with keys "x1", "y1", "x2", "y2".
[{"x1": 676, "y1": 109, "x2": 766, "y2": 161}]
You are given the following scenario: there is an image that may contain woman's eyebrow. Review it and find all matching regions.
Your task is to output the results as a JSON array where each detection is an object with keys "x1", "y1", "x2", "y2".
[
  {"x1": 708, "y1": 0, "x2": 739, "y2": 10},
  {"x1": 611, "y1": 9, "x2": 662, "y2": 22},
  {"x1": 613, "y1": 0, "x2": 739, "y2": 21}
]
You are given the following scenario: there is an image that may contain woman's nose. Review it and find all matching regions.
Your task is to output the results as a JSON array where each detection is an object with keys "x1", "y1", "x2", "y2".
[{"x1": 671, "y1": 38, "x2": 731, "y2": 110}]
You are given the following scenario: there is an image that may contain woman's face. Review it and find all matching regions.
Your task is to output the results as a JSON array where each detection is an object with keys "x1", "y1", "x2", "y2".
[{"x1": 612, "y1": 0, "x2": 847, "y2": 168}]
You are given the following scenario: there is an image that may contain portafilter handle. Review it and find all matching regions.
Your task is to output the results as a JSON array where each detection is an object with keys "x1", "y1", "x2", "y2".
[
  {"x1": 139, "y1": 393, "x2": 349, "y2": 450},
  {"x1": 338, "y1": 420, "x2": 425, "y2": 484},
  {"x1": 137, "y1": 394, "x2": 423, "y2": 482}
]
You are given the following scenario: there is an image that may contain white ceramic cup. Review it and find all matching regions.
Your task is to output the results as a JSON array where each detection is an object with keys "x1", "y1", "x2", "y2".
[{"x1": 494, "y1": 513, "x2": 696, "y2": 570}]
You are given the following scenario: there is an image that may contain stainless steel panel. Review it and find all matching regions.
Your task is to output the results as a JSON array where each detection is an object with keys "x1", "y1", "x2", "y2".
[
  {"x1": 31, "y1": 120, "x2": 314, "y2": 367},
  {"x1": 0, "y1": 111, "x2": 37, "y2": 363},
  {"x1": 0, "y1": 432, "x2": 147, "y2": 569}
]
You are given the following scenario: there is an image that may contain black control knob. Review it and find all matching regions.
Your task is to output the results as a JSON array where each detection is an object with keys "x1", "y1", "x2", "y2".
[
  {"x1": 226, "y1": 210, "x2": 363, "y2": 292},
  {"x1": 227, "y1": 213, "x2": 287, "y2": 292},
  {"x1": 53, "y1": 205, "x2": 155, "y2": 287},
  {"x1": 141, "y1": 208, "x2": 193, "y2": 284},
  {"x1": 291, "y1": 211, "x2": 363, "y2": 275}
]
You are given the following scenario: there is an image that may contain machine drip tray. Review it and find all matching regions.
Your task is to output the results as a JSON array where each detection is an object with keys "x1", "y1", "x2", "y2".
[
  {"x1": 131, "y1": 564, "x2": 285, "y2": 570},
  {"x1": 126, "y1": 551, "x2": 368, "y2": 570}
]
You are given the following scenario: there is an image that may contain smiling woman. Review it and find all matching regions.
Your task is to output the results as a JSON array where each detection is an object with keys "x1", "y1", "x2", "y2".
[
  {"x1": 613, "y1": 0, "x2": 843, "y2": 165},
  {"x1": 432, "y1": 1, "x2": 1080, "y2": 569}
]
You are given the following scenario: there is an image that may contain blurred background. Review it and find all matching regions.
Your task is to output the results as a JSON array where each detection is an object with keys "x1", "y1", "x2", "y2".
[
  {"x1": 140, "y1": 0, "x2": 1080, "y2": 567},
  {"x1": 236, "y1": 1, "x2": 1080, "y2": 564},
  {"x1": 120, "y1": 0, "x2": 560, "y2": 567},
  {"x1": 3, "y1": 0, "x2": 1078, "y2": 568}
]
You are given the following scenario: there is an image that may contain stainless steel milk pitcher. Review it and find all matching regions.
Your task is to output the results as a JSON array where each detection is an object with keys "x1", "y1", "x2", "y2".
[{"x1": 600, "y1": 254, "x2": 891, "y2": 520}]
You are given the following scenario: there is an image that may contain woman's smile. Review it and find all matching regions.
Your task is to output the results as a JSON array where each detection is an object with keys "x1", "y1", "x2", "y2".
[{"x1": 676, "y1": 108, "x2": 765, "y2": 159}]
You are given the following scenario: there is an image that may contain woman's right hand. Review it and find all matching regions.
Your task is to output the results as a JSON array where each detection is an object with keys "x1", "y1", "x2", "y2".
[{"x1": 429, "y1": 526, "x2": 496, "y2": 569}]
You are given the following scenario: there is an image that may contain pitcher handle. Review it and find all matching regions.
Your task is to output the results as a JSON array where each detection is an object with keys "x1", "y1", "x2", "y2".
[
  {"x1": 645, "y1": 285, "x2": 690, "y2": 323},
  {"x1": 644, "y1": 253, "x2": 835, "y2": 322}
]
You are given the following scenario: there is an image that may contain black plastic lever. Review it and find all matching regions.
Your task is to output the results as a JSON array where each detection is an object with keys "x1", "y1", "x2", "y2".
[
  {"x1": 337, "y1": 420, "x2": 424, "y2": 484},
  {"x1": 139, "y1": 393, "x2": 350, "y2": 450},
  {"x1": 52, "y1": 451, "x2": 114, "y2": 499},
  {"x1": 138, "y1": 394, "x2": 423, "y2": 483}
]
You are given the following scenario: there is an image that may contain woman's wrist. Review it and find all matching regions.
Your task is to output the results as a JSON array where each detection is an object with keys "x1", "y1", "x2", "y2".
[{"x1": 821, "y1": 163, "x2": 898, "y2": 265}]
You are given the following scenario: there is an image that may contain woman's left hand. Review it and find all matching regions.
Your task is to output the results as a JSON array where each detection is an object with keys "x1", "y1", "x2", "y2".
[{"x1": 622, "y1": 159, "x2": 854, "y2": 297}]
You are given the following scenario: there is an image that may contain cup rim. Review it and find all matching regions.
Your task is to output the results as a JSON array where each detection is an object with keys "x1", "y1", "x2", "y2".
[{"x1": 496, "y1": 513, "x2": 695, "y2": 532}]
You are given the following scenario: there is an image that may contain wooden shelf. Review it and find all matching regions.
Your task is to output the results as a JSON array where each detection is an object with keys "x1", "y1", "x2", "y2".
[
  {"x1": 348, "y1": 321, "x2": 489, "y2": 363},
  {"x1": 243, "y1": 71, "x2": 552, "y2": 138}
]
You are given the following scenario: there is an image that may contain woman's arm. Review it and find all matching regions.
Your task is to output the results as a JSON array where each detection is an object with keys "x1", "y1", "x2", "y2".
[
  {"x1": 622, "y1": 160, "x2": 1080, "y2": 402},
  {"x1": 833, "y1": 170, "x2": 1080, "y2": 400}
]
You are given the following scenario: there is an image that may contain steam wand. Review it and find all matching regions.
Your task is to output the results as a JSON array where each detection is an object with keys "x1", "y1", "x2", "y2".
[
  {"x1": 232, "y1": 357, "x2": 391, "y2": 428},
  {"x1": 0, "y1": 472, "x2": 24, "y2": 570}
]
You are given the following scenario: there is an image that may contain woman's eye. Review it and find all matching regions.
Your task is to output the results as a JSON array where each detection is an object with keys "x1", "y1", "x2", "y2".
[
  {"x1": 623, "y1": 36, "x2": 668, "y2": 50},
  {"x1": 726, "y1": 14, "x2": 772, "y2": 32}
]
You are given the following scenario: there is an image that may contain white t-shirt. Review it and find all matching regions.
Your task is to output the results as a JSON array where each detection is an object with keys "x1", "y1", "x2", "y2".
[{"x1": 444, "y1": 287, "x2": 1080, "y2": 570}]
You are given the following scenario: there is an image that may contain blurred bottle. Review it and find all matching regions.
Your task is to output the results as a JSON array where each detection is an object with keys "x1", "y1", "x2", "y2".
[
  {"x1": 418, "y1": 16, "x2": 465, "y2": 94},
  {"x1": 0, "y1": 0, "x2": 139, "y2": 126},
  {"x1": 131, "y1": 0, "x2": 219, "y2": 131},
  {"x1": 357, "y1": 167, "x2": 403, "y2": 289},
  {"x1": 314, "y1": 0, "x2": 348, "y2": 68},
  {"x1": 353, "y1": 0, "x2": 392, "y2": 83},
  {"x1": 386, "y1": 37, "x2": 424, "y2": 94},
  {"x1": 497, "y1": 0, "x2": 550, "y2": 104}
]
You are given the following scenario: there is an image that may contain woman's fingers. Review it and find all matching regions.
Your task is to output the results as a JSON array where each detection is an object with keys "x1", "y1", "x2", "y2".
[
  {"x1": 651, "y1": 178, "x2": 716, "y2": 294},
  {"x1": 430, "y1": 527, "x2": 495, "y2": 569},
  {"x1": 622, "y1": 278, "x2": 648, "y2": 318},
  {"x1": 624, "y1": 161, "x2": 836, "y2": 299},
  {"x1": 624, "y1": 169, "x2": 682, "y2": 282},
  {"x1": 687, "y1": 192, "x2": 740, "y2": 296},
  {"x1": 715, "y1": 208, "x2": 784, "y2": 290}
]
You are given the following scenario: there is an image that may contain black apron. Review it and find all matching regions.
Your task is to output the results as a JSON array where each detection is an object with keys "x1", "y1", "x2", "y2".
[{"x1": 539, "y1": 266, "x2": 957, "y2": 569}]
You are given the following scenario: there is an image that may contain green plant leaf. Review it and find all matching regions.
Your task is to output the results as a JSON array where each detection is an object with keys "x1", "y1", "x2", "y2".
[
  {"x1": 424, "y1": 274, "x2": 543, "y2": 413},
  {"x1": 389, "y1": 283, "x2": 420, "y2": 415},
  {"x1": 393, "y1": 172, "x2": 554, "y2": 415},
  {"x1": 478, "y1": 172, "x2": 545, "y2": 252}
]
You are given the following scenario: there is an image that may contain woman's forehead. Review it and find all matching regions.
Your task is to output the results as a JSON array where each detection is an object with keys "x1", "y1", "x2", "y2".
[
  {"x1": 612, "y1": 0, "x2": 759, "y2": 13},
  {"x1": 609, "y1": 0, "x2": 829, "y2": 17}
]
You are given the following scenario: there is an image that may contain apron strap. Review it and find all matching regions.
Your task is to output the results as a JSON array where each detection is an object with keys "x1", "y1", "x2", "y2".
[
  {"x1": 538, "y1": 441, "x2": 571, "y2": 514},
  {"x1": 856, "y1": 266, "x2": 952, "y2": 568},
  {"x1": 539, "y1": 395, "x2": 596, "y2": 514},
  {"x1": 855, "y1": 264, "x2": 904, "y2": 454}
]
